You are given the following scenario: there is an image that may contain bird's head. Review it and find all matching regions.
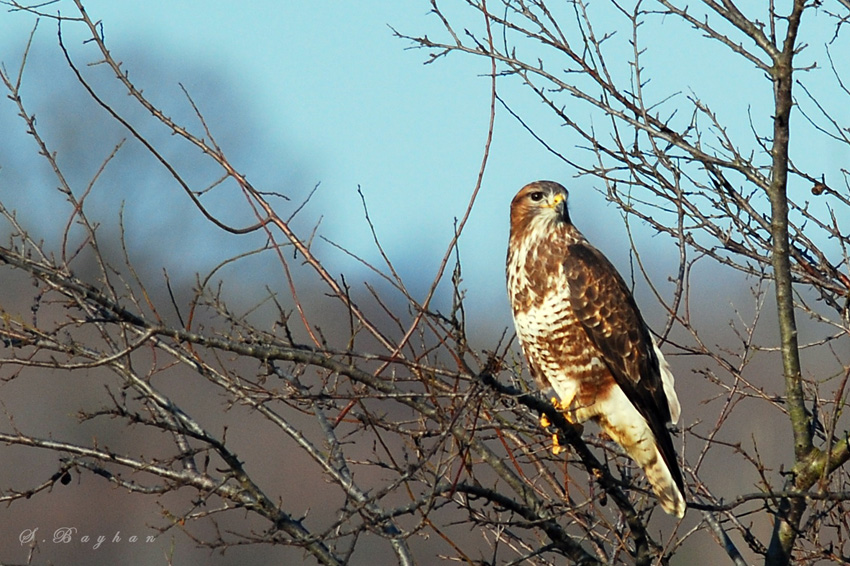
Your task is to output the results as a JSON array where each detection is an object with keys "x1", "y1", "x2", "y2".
[{"x1": 509, "y1": 181, "x2": 571, "y2": 236}]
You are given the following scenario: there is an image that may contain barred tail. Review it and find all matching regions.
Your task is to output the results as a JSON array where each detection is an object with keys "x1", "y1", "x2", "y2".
[
  {"x1": 597, "y1": 391, "x2": 686, "y2": 517},
  {"x1": 639, "y1": 436, "x2": 686, "y2": 518}
]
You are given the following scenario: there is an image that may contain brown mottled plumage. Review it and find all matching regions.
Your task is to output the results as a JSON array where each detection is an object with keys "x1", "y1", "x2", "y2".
[{"x1": 506, "y1": 180, "x2": 686, "y2": 517}]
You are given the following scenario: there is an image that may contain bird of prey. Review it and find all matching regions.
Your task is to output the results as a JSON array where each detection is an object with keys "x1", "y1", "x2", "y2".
[{"x1": 506, "y1": 180, "x2": 685, "y2": 517}]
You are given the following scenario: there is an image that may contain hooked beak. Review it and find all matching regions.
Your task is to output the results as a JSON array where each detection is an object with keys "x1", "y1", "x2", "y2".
[{"x1": 546, "y1": 191, "x2": 569, "y2": 223}]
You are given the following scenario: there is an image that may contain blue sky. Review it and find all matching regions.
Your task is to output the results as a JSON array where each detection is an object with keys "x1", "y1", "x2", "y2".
[
  {"x1": 2, "y1": 4, "x2": 849, "y2": 564},
  {"x1": 0, "y1": 1, "x2": 583, "y2": 336},
  {"x1": 1, "y1": 2, "x2": 847, "y2": 343}
]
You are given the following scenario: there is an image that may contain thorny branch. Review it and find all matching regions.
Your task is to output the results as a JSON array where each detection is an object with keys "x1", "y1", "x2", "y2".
[
  {"x1": 400, "y1": 1, "x2": 850, "y2": 566},
  {"x1": 1, "y1": 1, "x2": 850, "y2": 566}
]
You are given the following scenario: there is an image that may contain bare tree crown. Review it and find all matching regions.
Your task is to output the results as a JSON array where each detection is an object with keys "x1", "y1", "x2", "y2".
[{"x1": 1, "y1": 1, "x2": 849, "y2": 565}]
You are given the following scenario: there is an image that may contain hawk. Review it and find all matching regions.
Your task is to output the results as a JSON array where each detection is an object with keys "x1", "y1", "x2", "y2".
[{"x1": 506, "y1": 180, "x2": 686, "y2": 517}]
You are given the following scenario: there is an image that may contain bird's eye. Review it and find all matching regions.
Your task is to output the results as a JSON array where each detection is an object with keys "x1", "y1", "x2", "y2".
[{"x1": 529, "y1": 191, "x2": 544, "y2": 202}]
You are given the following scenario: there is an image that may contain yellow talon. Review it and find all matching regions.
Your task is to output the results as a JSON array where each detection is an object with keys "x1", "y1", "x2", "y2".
[
  {"x1": 549, "y1": 396, "x2": 578, "y2": 424},
  {"x1": 540, "y1": 408, "x2": 563, "y2": 455},
  {"x1": 552, "y1": 433, "x2": 564, "y2": 455},
  {"x1": 539, "y1": 396, "x2": 583, "y2": 455},
  {"x1": 551, "y1": 396, "x2": 572, "y2": 418}
]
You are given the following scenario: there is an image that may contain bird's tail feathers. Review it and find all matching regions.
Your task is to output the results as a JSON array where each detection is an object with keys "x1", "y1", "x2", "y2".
[
  {"x1": 640, "y1": 442, "x2": 686, "y2": 518},
  {"x1": 597, "y1": 393, "x2": 686, "y2": 517}
]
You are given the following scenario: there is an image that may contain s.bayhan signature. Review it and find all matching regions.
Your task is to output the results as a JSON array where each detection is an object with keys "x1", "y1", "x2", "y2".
[{"x1": 19, "y1": 527, "x2": 156, "y2": 549}]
